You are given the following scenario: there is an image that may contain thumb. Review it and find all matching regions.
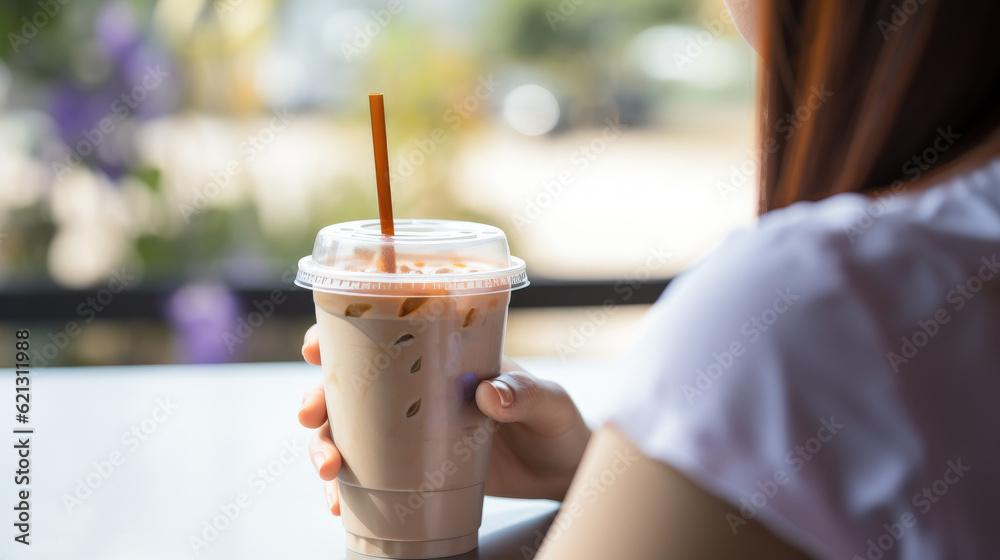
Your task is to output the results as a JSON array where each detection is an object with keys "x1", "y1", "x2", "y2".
[
  {"x1": 475, "y1": 371, "x2": 577, "y2": 435},
  {"x1": 301, "y1": 324, "x2": 321, "y2": 366}
]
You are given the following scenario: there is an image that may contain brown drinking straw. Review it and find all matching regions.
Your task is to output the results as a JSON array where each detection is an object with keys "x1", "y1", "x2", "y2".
[{"x1": 369, "y1": 93, "x2": 396, "y2": 272}]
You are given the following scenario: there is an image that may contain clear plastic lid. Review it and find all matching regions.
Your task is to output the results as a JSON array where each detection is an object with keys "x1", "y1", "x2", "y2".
[{"x1": 295, "y1": 219, "x2": 528, "y2": 296}]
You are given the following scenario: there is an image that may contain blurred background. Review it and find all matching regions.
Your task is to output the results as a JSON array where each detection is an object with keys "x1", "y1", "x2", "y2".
[{"x1": 0, "y1": 0, "x2": 756, "y2": 367}]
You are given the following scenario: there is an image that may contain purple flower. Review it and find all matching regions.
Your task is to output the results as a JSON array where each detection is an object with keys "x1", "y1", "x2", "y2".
[
  {"x1": 96, "y1": 1, "x2": 139, "y2": 62},
  {"x1": 166, "y1": 283, "x2": 244, "y2": 364}
]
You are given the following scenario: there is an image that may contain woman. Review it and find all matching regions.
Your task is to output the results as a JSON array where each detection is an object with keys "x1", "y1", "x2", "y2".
[{"x1": 299, "y1": 0, "x2": 1000, "y2": 557}]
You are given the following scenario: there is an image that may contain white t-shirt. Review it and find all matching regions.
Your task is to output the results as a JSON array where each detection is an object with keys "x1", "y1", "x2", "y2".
[{"x1": 603, "y1": 158, "x2": 1000, "y2": 560}]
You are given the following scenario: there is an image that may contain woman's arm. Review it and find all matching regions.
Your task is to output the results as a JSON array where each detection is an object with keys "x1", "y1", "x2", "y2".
[{"x1": 535, "y1": 424, "x2": 813, "y2": 560}]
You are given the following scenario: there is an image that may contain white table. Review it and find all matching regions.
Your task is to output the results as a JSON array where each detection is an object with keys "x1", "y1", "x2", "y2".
[{"x1": 4, "y1": 359, "x2": 612, "y2": 559}]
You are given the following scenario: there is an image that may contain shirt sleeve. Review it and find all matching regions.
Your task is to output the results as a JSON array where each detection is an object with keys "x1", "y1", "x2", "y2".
[{"x1": 599, "y1": 204, "x2": 928, "y2": 560}]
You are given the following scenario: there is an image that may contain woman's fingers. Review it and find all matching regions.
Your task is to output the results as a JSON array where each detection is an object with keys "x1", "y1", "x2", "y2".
[
  {"x1": 308, "y1": 421, "x2": 342, "y2": 481},
  {"x1": 475, "y1": 358, "x2": 540, "y2": 424},
  {"x1": 324, "y1": 479, "x2": 341, "y2": 516},
  {"x1": 302, "y1": 324, "x2": 321, "y2": 366},
  {"x1": 297, "y1": 381, "x2": 327, "y2": 429},
  {"x1": 475, "y1": 367, "x2": 578, "y2": 436},
  {"x1": 301, "y1": 324, "x2": 339, "y2": 516}
]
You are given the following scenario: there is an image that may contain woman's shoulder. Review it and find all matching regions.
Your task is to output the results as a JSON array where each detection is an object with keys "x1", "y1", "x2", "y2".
[
  {"x1": 609, "y1": 169, "x2": 1000, "y2": 560},
  {"x1": 687, "y1": 169, "x2": 1000, "y2": 329},
  {"x1": 658, "y1": 192, "x2": 881, "y2": 344},
  {"x1": 627, "y1": 167, "x2": 1000, "y2": 408}
]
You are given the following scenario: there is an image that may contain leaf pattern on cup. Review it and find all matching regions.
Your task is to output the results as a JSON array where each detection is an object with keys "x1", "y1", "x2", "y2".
[
  {"x1": 406, "y1": 399, "x2": 421, "y2": 418},
  {"x1": 463, "y1": 308, "x2": 477, "y2": 328},
  {"x1": 394, "y1": 334, "x2": 415, "y2": 346},
  {"x1": 398, "y1": 297, "x2": 428, "y2": 317},
  {"x1": 410, "y1": 357, "x2": 422, "y2": 373},
  {"x1": 344, "y1": 303, "x2": 373, "y2": 317}
]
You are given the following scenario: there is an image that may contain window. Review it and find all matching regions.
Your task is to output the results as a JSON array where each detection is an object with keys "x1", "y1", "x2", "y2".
[{"x1": 0, "y1": 0, "x2": 756, "y2": 365}]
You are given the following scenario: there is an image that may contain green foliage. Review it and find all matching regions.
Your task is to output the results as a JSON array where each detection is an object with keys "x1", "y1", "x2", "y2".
[
  {"x1": 132, "y1": 167, "x2": 161, "y2": 192},
  {"x1": 486, "y1": 0, "x2": 697, "y2": 62},
  {"x1": 134, "y1": 233, "x2": 175, "y2": 268},
  {"x1": 2, "y1": 0, "x2": 729, "y2": 290}
]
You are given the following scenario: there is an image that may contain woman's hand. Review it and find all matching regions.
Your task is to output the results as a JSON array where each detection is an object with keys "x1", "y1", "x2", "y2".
[{"x1": 297, "y1": 324, "x2": 592, "y2": 515}]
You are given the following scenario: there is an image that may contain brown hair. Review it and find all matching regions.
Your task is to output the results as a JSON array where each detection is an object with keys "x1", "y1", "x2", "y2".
[{"x1": 757, "y1": 0, "x2": 1000, "y2": 214}]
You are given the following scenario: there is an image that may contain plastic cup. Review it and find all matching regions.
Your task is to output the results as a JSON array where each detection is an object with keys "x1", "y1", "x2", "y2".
[{"x1": 296, "y1": 219, "x2": 528, "y2": 559}]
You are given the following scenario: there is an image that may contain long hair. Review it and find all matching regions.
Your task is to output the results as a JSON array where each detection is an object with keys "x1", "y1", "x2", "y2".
[{"x1": 757, "y1": 0, "x2": 1000, "y2": 213}]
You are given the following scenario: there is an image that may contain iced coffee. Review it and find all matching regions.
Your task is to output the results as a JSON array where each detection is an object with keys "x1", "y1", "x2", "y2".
[{"x1": 296, "y1": 219, "x2": 528, "y2": 559}]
